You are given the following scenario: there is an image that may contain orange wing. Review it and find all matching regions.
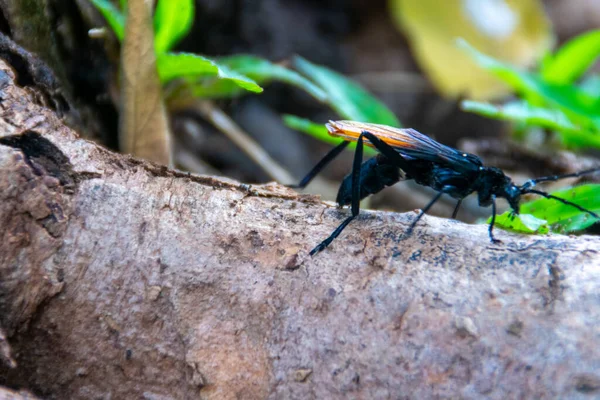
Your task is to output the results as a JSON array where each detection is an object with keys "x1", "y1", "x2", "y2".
[
  {"x1": 326, "y1": 120, "x2": 482, "y2": 173},
  {"x1": 326, "y1": 120, "x2": 419, "y2": 149}
]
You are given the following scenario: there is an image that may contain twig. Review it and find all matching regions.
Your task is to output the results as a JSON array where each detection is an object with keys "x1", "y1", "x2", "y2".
[
  {"x1": 194, "y1": 101, "x2": 294, "y2": 183},
  {"x1": 172, "y1": 99, "x2": 341, "y2": 200},
  {"x1": 193, "y1": 101, "x2": 343, "y2": 201}
]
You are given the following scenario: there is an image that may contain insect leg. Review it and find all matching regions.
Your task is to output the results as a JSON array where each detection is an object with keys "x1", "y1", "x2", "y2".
[
  {"x1": 451, "y1": 199, "x2": 463, "y2": 219},
  {"x1": 488, "y1": 195, "x2": 501, "y2": 243},
  {"x1": 310, "y1": 135, "x2": 364, "y2": 255},
  {"x1": 526, "y1": 189, "x2": 600, "y2": 219},
  {"x1": 289, "y1": 140, "x2": 351, "y2": 188},
  {"x1": 408, "y1": 191, "x2": 444, "y2": 232}
]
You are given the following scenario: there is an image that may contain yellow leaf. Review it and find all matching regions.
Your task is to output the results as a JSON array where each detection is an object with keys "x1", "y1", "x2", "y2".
[
  {"x1": 390, "y1": 0, "x2": 553, "y2": 100},
  {"x1": 120, "y1": 0, "x2": 172, "y2": 166}
]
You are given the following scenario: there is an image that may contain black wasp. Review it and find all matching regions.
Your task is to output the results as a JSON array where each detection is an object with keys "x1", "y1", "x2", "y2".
[{"x1": 291, "y1": 120, "x2": 600, "y2": 255}]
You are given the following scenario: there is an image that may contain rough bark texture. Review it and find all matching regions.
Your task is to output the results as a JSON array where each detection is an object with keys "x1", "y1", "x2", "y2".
[
  {"x1": 0, "y1": 58, "x2": 600, "y2": 399},
  {"x1": 0, "y1": 386, "x2": 41, "y2": 400}
]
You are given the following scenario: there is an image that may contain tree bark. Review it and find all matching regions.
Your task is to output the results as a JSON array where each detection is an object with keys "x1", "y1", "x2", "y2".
[
  {"x1": 0, "y1": 58, "x2": 600, "y2": 399},
  {"x1": 0, "y1": 386, "x2": 41, "y2": 400}
]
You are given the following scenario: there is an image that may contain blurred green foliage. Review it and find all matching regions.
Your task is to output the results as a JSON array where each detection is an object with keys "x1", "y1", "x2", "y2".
[
  {"x1": 181, "y1": 55, "x2": 326, "y2": 101},
  {"x1": 90, "y1": 0, "x2": 398, "y2": 149},
  {"x1": 490, "y1": 184, "x2": 600, "y2": 234},
  {"x1": 91, "y1": 0, "x2": 261, "y2": 93},
  {"x1": 460, "y1": 33, "x2": 600, "y2": 235},
  {"x1": 459, "y1": 31, "x2": 600, "y2": 150},
  {"x1": 281, "y1": 56, "x2": 400, "y2": 152},
  {"x1": 91, "y1": 0, "x2": 125, "y2": 40}
]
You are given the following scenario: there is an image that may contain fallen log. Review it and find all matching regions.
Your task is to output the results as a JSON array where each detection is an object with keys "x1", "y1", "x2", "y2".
[{"x1": 0, "y1": 58, "x2": 599, "y2": 399}]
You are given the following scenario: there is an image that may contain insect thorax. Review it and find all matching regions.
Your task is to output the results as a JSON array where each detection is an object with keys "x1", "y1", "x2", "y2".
[{"x1": 475, "y1": 167, "x2": 516, "y2": 207}]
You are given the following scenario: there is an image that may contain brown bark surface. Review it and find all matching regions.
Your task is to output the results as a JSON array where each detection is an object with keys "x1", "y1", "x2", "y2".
[
  {"x1": 0, "y1": 386, "x2": 41, "y2": 400},
  {"x1": 0, "y1": 58, "x2": 600, "y2": 399}
]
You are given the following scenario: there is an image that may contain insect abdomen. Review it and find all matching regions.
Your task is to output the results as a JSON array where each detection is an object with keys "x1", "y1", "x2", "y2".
[{"x1": 336, "y1": 155, "x2": 402, "y2": 206}]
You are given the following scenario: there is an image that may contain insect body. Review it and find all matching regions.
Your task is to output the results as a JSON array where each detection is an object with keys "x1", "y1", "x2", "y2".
[{"x1": 293, "y1": 120, "x2": 600, "y2": 255}]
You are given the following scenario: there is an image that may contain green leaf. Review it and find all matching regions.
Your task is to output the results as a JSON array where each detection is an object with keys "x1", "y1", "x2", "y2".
[
  {"x1": 90, "y1": 0, "x2": 125, "y2": 41},
  {"x1": 461, "y1": 100, "x2": 600, "y2": 149},
  {"x1": 293, "y1": 56, "x2": 401, "y2": 127},
  {"x1": 491, "y1": 212, "x2": 549, "y2": 234},
  {"x1": 492, "y1": 184, "x2": 600, "y2": 234},
  {"x1": 541, "y1": 29, "x2": 600, "y2": 84},
  {"x1": 520, "y1": 184, "x2": 600, "y2": 232},
  {"x1": 154, "y1": 0, "x2": 194, "y2": 53},
  {"x1": 579, "y1": 74, "x2": 600, "y2": 98},
  {"x1": 282, "y1": 115, "x2": 377, "y2": 155},
  {"x1": 157, "y1": 53, "x2": 215, "y2": 81},
  {"x1": 157, "y1": 53, "x2": 262, "y2": 93},
  {"x1": 459, "y1": 39, "x2": 600, "y2": 124},
  {"x1": 182, "y1": 79, "x2": 249, "y2": 99},
  {"x1": 185, "y1": 55, "x2": 328, "y2": 100},
  {"x1": 462, "y1": 100, "x2": 576, "y2": 130},
  {"x1": 556, "y1": 212, "x2": 600, "y2": 233},
  {"x1": 220, "y1": 55, "x2": 327, "y2": 101}
]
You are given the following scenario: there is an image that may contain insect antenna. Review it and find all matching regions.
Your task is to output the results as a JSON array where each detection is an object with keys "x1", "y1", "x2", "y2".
[
  {"x1": 524, "y1": 188, "x2": 600, "y2": 219},
  {"x1": 521, "y1": 167, "x2": 600, "y2": 190}
]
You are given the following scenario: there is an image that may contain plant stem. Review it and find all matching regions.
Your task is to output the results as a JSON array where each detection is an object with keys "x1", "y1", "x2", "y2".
[{"x1": 194, "y1": 101, "x2": 295, "y2": 183}]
